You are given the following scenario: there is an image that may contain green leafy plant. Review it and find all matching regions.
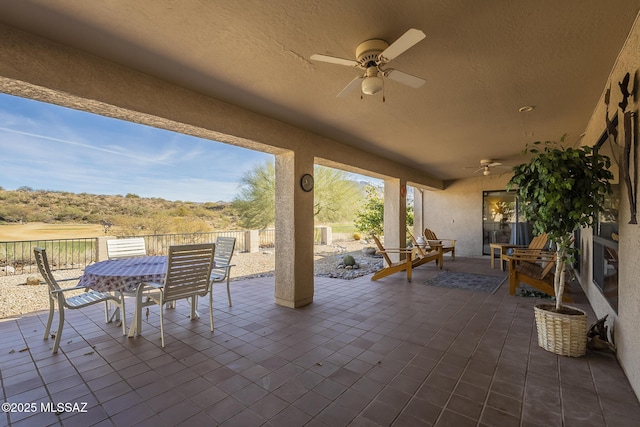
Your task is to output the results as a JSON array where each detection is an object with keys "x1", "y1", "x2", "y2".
[
  {"x1": 507, "y1": 136, "x2": 613, "y2": 311},
  {"x1": 354, "y1": 184, "x2": 413, "y2": 237},
  {"x1": 354, "y1": 185, "x2": 384, "y2": 236},
  {"x1": 233, "y1": 162, "x2": 362, "y2": 228}
]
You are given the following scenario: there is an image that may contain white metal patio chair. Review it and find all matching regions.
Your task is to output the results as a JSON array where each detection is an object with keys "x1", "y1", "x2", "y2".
[
  {"x1": 210, "y1": 236, "x2": 236, "y2": 307},
  {"x1": 35, "y1": 247, "x2": 125, "y2": 353},
  {"x1": 131, "y1": 243, "x2": 215, "y2": 347},
  {"x1": 105, "y1": 237, "x2": 147, "y2": 322},
  {"x1": 107, "y1": 237, "x2": 147, "y2": 259}
]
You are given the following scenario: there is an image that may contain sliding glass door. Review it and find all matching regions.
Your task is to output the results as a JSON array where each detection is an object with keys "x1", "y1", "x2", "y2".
[{"x1": 482, "y1": 190, "x2": 531, "y2": 255}]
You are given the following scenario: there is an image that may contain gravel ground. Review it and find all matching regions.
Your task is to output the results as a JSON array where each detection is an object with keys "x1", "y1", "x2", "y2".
[{"x1": 0, "y1": 240, "x2": 382, "y2": 319}]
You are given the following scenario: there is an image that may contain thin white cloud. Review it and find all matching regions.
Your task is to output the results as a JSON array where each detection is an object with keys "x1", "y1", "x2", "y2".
[
  {"x1": 0, "y1": 127, "x2": 173, "y2": 166},
  {"x1": 0, "y1": 93, "x2": 279, "y2": 201}
]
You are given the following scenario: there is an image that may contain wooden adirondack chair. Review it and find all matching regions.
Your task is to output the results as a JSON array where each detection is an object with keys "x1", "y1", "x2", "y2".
[
  {"x1": 424, "y1": 228, "x2": 456, "y2": 260},
  {"x1": 407, "y1": 229, "x2": 444, "y2": 267},
  {"x1": 497, "y1": 233, "x2": 548, "y2": 271},
  {"x1": 370, "y1": 235, "x2": 442, "y2": 282},
  {"x1": 507, "y1": 248, "x2": 572, "y2": 302}
]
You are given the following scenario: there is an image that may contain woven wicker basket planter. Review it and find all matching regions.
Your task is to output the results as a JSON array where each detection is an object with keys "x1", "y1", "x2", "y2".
[{"x1": 534, "y1": 304, "x2": 587, "y2": 357}]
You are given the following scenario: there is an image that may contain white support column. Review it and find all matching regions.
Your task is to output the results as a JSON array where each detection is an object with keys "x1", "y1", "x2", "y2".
[
  {"x1": 319, "y1": 226, "x2": 332, "y2": 245},
  {"x1": 383, "y1": 178, "x2": 407, "y2": 264},
  {"x1": 274, "y1": 152, "x2": 315, "y2": 308},
  {"x1": 413, "y1": 187, "x2": 424, "y2": 238},
  {"x1": 245, "y1": 230, "x2": 260, "y2": 253}
]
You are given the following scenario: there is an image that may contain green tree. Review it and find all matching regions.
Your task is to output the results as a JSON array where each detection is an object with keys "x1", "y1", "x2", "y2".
[
  {"x1": 354, "y1": 185, "x2": 384, "y2": 236},
  {"x1": 312, "y1": 167, "x2": 361, "y2": 223},
  {"x1": 354, "y1": 184, "x2": 414, "y2": 236},
  {"x1": 233, "y1": 161, "x2": 276, "y2": 229},
  {"x1": 232, "y1": 161, "x2": 362, "y2": 229}
]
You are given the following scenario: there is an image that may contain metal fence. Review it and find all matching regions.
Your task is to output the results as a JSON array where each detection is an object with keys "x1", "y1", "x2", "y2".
[
  {"x1": 141, "y1": 231, "x2": 247, "y2": 254},
  {"x1": 1, "y1": 227, "x2": 327, "y2": 275},
  {"x1": 259, "y1": 228, "x2": 276, "y2": 248},
  {"x1": 0, "y1": 238, "x2": 96, "y2": 276}
]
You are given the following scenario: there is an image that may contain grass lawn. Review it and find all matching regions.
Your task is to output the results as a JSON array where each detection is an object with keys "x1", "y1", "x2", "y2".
[{"x1": 0, "y1": 223, "x2": 104, "y2": 241}]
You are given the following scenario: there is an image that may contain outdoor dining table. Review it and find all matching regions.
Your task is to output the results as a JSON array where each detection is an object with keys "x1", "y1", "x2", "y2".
[
  {"x1": 77, "y1": 256, "x2": 167, "y2": 294},
  {"x1": 77, "y1": 256, "x2": 167, "y2": 337}
]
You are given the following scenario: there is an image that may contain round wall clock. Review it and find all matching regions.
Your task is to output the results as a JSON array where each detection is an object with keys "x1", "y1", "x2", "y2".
[{"x1": 300, "y1": 174, "x2": 314, "y2": 192}]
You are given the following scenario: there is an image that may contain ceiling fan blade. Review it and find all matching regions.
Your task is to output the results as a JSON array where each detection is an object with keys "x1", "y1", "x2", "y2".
[
  {"x1": 337, "y1": 76, "x2": 364, "y2": 97},
  {"x1": 384, "y1": 69, "x2": 425, "y2": 88},
  {"x1": 378, "y1": 28, "x2": 426, "y2": 63},
  {"x1": 488, "y1": 162, "x2": 502, "y2": 167},
  {"x1": 310, "y1": 54, "x2": 359, "y2": 67}
]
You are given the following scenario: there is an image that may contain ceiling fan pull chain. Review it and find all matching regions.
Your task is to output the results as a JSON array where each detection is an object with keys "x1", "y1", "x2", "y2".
[{"x1": 382, "y1": 78, "x2": 386, "y2": 102}]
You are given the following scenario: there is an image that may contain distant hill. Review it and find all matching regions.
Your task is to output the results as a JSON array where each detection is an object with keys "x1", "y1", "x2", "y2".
[{"x1": 0, "y1": 187, "x2": 240, "y2": 233}]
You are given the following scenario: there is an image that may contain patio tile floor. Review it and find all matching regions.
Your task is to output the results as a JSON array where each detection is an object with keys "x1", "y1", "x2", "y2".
[{"x1": 1, "y1": 257, "x2": 638, "y2": 426}]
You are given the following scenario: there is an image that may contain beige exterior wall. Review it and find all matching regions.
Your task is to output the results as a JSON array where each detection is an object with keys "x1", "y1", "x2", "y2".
[
  {"x1": 422, "y1": 173, "x2": 512, "y2": 257},
  {"x1": 579, "y1": 15, "x2": 640, "y2": 398}
]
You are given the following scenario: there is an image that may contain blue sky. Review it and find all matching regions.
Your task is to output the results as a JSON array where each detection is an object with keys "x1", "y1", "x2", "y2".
[{"x1": 0, "y1": 93, "x2": 273, "y2": 202}]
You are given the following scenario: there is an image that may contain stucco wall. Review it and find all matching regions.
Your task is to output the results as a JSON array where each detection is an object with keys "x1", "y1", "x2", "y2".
[
  {"x1": 579, "y1": 13, "x2": 640, "y2": 398},
  {"x1": 422, "y1": 173, "x2": 512, "y2": 257}
]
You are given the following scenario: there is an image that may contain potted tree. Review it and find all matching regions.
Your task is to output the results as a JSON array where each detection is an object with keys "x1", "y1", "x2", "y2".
[{"x1": 507, "y1": 136, "x2": 612, "y2": 357}]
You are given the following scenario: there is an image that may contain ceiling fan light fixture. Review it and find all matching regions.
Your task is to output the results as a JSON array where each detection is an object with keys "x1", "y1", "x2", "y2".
[
  {"x1": 361, "y1": 75, "x2": 384, "y2": 95},
  {"x1": 483, "y1": 167, "x2": 491, "y2": 176}
]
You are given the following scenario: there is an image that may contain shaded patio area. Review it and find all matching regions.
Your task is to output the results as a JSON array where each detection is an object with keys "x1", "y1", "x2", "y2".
[{"x1": 1, "y1": 258, "x2": 638, "y2": 427}]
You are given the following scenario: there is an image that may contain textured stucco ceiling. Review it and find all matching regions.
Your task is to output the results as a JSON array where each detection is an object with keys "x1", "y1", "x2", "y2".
[{"x1": 0, "y1": 0, "x2": 638, "y2": 181}]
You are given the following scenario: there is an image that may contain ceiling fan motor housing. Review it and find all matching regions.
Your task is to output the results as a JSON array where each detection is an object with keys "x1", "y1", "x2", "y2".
[{"x1": 356, "y1": 39, "x2": 389, "y2": 67}]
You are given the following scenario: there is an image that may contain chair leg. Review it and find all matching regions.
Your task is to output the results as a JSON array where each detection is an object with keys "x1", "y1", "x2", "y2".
[
  {"x1": 43, "y1": 295, "x2": 55, "y2": 340},
  {"x1": 209, "y1": 290, "x2": 214, "y2": 332},
  {"x1": 226, "y1": 276, "x2": 232, "y2": 307},
  {"x1": 106, "y1": 297, "x2": 121, "y2": 324},
  {"x1": 130, "y1": 285, "x2": 145, "y2": 337},
  {"x1": 159, "y1": 300, "x2": 165, "y2": 348},
  {"x1": 52, "y1": 294, "x2": 65, "y2": 354},
  {"x1": 104, "y1": 301, "x2": 110, "y2": 324},
  {"x1": 189, "y1": 296, "x2": 199, "y2": 319},
  {"x1": 119, "y1": 293, "x2": 127, "y2": 336}
]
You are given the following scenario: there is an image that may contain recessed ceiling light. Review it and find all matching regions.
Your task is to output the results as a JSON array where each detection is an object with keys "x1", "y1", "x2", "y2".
[{"x1": 518, "y1": 105, "x2": 535, "y2": 113}]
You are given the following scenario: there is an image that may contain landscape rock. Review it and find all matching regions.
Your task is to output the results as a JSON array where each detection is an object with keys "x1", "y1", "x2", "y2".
[{"x1": 26, "y1": 276, "x2": 40, "y2": 286}]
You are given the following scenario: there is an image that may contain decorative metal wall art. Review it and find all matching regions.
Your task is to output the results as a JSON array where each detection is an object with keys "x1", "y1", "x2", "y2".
[{"x1": 605, "y1": 71, "x2": 638, "y2": 224}]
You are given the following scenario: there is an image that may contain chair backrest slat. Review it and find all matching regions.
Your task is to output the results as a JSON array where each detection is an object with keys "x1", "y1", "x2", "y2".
[
  {"x1": 424, "y1": 228, "x2": 438, "y2": 240},
  {"x1": 163, "y1": 244, "x2": 215, "y2": 302},
  {"x1": 34, "y1": 247, "x2": 61, "y2": 292},
  {"x1": 371, "y1": 235, "x2": 393, "y2": 266},
  {"x1": 107, "y1": 238, "x2": 147, "y2": 259},
  {"x1": 214, "y1": 236, "x2": 236, "y2": 267},
  {"x1": 528, "y1": 233, "x2": 548, "y2": 250}
]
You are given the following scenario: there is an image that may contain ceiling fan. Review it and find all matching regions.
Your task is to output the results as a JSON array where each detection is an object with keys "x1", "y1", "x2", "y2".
[
  {"x1": 467, "y1": 160, "x2": 504, "y2": 176},
  {"x1": 310, "y1": 28, "x2": 426, "y2": 99}
]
